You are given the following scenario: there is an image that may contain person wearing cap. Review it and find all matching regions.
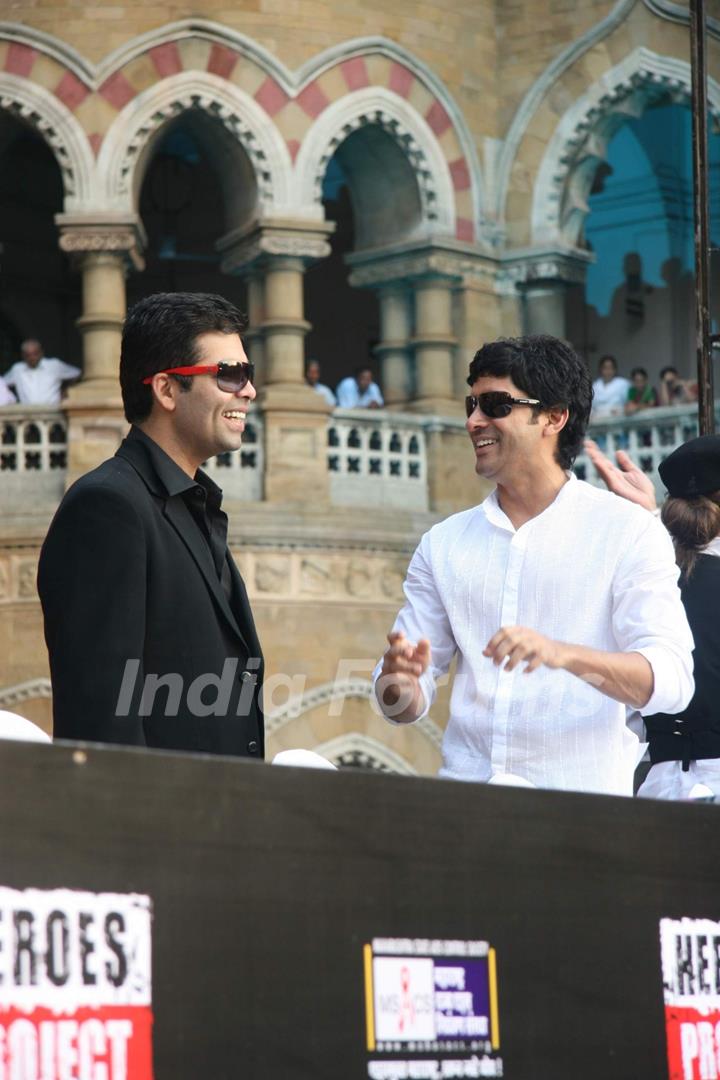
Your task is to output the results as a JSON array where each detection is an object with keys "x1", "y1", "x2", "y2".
[
  {"x1": 373, "y1": 336, "x2": 694, "y2": 797},
  {"x1": 38, "y1": 293, "x2": 265, "y2": 758},
  {"x1": 586, "y1": 435, "x2": 720, "y2": 799}
]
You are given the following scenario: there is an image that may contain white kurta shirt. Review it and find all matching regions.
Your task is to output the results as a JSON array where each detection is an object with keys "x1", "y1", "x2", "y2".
[{"x1": 376, "y1": 475, "x2": 694, "y2": 796}]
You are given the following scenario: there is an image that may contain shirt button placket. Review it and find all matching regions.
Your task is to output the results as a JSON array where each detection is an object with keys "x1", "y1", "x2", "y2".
[{"x1": 490, "y1": 529, "x2": 528, "y2": 776}]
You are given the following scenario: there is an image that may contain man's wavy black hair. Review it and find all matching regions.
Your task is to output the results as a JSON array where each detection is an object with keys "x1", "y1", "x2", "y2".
[
  {"x1": 467, "y1": 335, "x2": 592, "y2": 470},
  {"x1": 120, "y1": 292, "x2": 248, "y2": 424}
]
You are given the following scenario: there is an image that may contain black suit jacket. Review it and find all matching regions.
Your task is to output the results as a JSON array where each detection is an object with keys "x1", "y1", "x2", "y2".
[{"x1": 38, "y1": 431, "x2": 264, "y2": 757}]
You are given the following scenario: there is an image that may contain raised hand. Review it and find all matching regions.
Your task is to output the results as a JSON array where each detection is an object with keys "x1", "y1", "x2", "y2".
[{"x1": 584, "y1": 438, "x2": 657, "y2": 512}]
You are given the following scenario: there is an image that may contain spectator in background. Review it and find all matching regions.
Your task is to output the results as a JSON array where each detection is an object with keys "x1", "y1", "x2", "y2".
[
  {"x1": 305, "y1": 359, "x2": 336, "y2": 407},
  {"x1": 591, "y1": 354, "x2": 630, "y2": 419},
  {"x1": 336, "y1": 365, "x2": 384, "y2": 409},
  {"x1": 0, "y1": 374, "x2": 16, "y2": 406},
  {"x1": 4, "y1": 339, "x2": 81, "y2": 406},
  {"x1": 658, "y1": 366, "x2": 698, "y2": 406},
  {"x1": 625, "y1": 367, "x2": 658, "y2": 415}
]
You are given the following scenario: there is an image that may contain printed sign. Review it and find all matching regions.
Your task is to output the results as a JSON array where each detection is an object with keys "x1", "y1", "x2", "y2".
[
  {"x1": 364, "y1": 938, "x2": 503, "y2": 1079},
  {"x1": 660, "y1": 917, "x2": 720, "y2": 1080},
  {"x1": 0, "y1": 887, "x2": 153, "y2": 1080}
]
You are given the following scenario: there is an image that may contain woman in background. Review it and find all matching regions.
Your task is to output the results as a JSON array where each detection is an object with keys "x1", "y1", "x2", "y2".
[{"x1": 586, "y1": 435, "x2": 720, "y2": 799}]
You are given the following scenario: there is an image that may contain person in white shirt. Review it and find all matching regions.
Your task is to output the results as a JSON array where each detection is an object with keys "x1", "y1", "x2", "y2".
[
  {"x1": 4, "y1": 339, "x2": 81, "y2": 406},
  {"x1": 305, "y1": 359, "x2": 336, "y2": 407},
  {"x1": 336, "y1": 366, "x2": 384, "y2": 409},
  {"x1": 591, "y1": 354, "x2": 631, "y2": 419},
  {"x1": 373, "y1": 335, "x2": 694, "y2": 797},
  {"x1": 0, "y1": 374, "x2": 16, "y2": 406}
]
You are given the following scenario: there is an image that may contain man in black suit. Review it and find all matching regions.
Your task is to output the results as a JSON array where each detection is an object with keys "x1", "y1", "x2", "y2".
[{"x1": 38, "y1": 292, "x2": 264, "y2": 758}]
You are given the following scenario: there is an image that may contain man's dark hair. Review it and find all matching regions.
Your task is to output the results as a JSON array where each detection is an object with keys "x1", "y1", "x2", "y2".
[
  {"x1": 631, "y1": 367, "x2": 648, "y2": 379},
  {"x1": 599, "y1": 354, "x2": 617, "y2": 370},
  {"x1": 660, "y1": 366, "x2": 679, "y2": 379},
  {"x1": 354, "y1": 365, "x2": 373, "y2": 377},
  {"x1": 467, "y1": 335, "x2": 592, "y2": 470},
  {"x1": 120, "y1": 292, "x2": 248, "y2": 423}
]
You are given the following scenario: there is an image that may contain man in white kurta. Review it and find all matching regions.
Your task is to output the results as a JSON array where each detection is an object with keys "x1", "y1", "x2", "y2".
[{"x1": 374, "y1": 336, "x2": 694, "y2": 796}]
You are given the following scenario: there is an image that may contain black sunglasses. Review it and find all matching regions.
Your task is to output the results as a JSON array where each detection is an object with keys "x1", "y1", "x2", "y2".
[
  {"x1": 465, "y1": 392, "x2": 541, "y2": 419},
  {"x1": 142, "y1": 361, "x2": 255, "y2": 393}
]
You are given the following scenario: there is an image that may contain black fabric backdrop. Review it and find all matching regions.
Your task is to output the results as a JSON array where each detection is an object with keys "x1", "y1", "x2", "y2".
[{"x1": 0, "y1": 739, "x2": 716, "y2": 1078}]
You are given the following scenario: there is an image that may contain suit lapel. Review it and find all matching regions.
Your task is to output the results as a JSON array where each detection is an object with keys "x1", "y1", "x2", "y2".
[{"x1": 163, "y1": 498, "x2": 250, "y2": 653}]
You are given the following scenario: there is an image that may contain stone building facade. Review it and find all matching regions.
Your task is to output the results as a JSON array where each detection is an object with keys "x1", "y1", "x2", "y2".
[{"x1": 0, "y1": 0, "x2": 717, "y2": 772}]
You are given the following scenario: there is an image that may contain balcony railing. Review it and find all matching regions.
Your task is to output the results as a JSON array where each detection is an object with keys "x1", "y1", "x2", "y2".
[
  {"x1": 327, "y1": 409, "x2": 428, "y2": 510},
  {"x1": 1, "y1": 405, "x2": 68, "y2": 508},
  {"x1": 577, "y1": 403, "x2": 710, "y2": 494},
  {"x1": 2, "y1": 401, "x2": 716, "y2": 512}
]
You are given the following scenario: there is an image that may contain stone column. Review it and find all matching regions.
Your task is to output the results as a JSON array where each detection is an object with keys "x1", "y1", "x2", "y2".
[
  {"x1": 55, "y1": 213, "x2": 145, "y2": 485},
  {"x1": 218, "y1": 219, "x2": 335, "y2": 503},
  {"x1": 409, "y1": 275, "x2": 459, "y2": 414},
  {"x1": 375, "y1": 287, "x2": 412, "y2": 407},
  {"x1": 244, "y1": 272, "x2": 266, "y2": 391},
  {"x1": 520, "y1": 281, "x2": 568, "y2": 338},
  {"x1": 262, "y1": 256, "x2": 309, "y2": 394},
  {"x1": 454, "y1": 268, "x2": 504, "y2": 397},
  {"x1": 506, "y1": 250, "x2": 593, "y2": 342}
]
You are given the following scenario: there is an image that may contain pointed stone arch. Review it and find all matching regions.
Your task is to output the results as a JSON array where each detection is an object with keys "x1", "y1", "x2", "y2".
[
  {"x1": 294, "y1": 87, "x2": 456, "y2": 243},
  {"x1": 97, "y1": 71, "x2": 293, "y2": 221},
  {"x1": 0, "y1": 73, "x2": 95, "y2": 208},
  {"x1": 531, "y1": 48, "x2": 720, "y2": 249}
]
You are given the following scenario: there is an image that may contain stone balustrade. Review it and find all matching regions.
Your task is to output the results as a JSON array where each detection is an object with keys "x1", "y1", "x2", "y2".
[
  {"x1": 575, "y1": 402, "x2": 709, "y2": 494},
  {"x1": 3, "y1": 400, "x2": 717, "y2": 512},
  {"x1": 327, "y1": 409, "x2": 428, "y2": 510},
  {"x1": 1, "y1": 405, "x2": 69, "y2": 510}
]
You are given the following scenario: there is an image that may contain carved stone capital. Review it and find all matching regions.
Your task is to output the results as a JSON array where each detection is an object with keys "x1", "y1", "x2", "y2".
[
  {"x1": 218, "y1": 219, "x2": 335, "y2": 274},
  {"x1": 346, "y1": 241, "x2": 498, "y2": 291},
  {"x1": 497, "y1": 247, "x2": 594, "y2": 294},
  {"x1": 55, "y1": 213, "x2": 146, "y2": 272}
]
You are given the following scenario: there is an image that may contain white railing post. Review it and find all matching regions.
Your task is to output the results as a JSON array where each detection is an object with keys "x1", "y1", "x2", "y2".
[{"x1": 327, "y1": 409, "x2": 428, "y2": 510}]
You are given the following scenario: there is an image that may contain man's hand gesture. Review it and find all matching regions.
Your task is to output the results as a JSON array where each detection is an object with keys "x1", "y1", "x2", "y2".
[
  {"x1": 376, "y1": 631, "x2": 432, "y2": 722},
  {"x1": 484, "y1": 626, "x2": 565, "y2": 674},
  {"x1": 584, "y1": 438, "x2": 657, "y2": 512}
]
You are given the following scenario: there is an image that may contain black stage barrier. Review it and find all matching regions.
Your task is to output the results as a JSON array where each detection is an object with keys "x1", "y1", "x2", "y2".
[{"x1": 0, "y1": 739, "x2": 717, "y2": 1080}]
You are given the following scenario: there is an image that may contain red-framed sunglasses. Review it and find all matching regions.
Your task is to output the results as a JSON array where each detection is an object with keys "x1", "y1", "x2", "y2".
[
  {"x1": 142, "y1": 361, "x2": 255, "y2": 393},
  {"x1": 465, "y1": 391, "x2": 541, "y2": 419}
]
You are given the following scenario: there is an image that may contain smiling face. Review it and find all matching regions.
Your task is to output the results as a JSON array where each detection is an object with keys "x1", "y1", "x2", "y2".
[
  {"x1": 466, "y1": 374, "x2": 553, "y2": 486},
  {"x1": 161, "y1": 331, "x2": 256, "y2": 474}
]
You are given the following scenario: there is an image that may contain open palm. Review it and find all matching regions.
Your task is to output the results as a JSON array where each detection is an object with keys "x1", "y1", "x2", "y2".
[{"x1": 584, "y1": 439, "x2": 657, "y2": 512}]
